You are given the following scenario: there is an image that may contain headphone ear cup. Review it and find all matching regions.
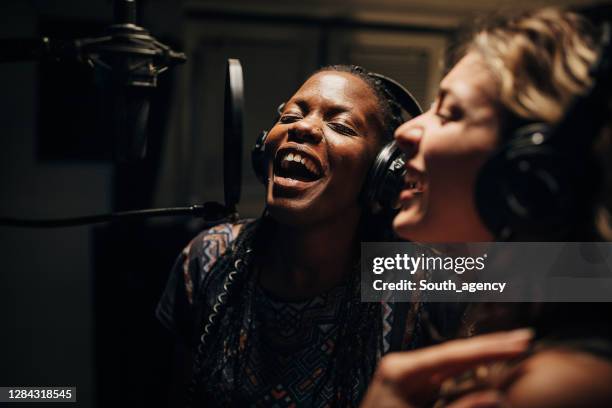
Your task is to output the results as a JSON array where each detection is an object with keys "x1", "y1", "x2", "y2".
[
  {"x1": 362, "y1": 72, "x2": 423, "y2": 213},
  {"x1": 251, "y1": 103, "x2": 286, "y2": 186},
  {"x1": 251, "y1": 130, "x2": 269, "y2": 185},
  {"x1": 476, "y1": 123, "x2": 578, "y2": 239},
  {"x1": 364, "y1": 141, "x2": 407, "y2": 212}
]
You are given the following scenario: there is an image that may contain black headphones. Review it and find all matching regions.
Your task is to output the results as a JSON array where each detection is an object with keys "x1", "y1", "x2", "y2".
[
  {"x1": 251, "y1": 71, "x2": 423, "y2": 212},
  {"x1": 475, "y1": 22, "x2": 611, "y2": 240}
]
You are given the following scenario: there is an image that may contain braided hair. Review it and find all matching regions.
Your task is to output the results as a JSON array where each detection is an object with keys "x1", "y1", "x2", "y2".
[
  {"x1": 189, "y1": 65, "x2": 408, "y2": 407},
  {"x1": 188, "y1": 219, "x2": 262, "y2": 407}
]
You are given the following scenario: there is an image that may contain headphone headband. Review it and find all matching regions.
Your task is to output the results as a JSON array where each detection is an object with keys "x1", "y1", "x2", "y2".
[{"x1": 368, "y1": 72, "x2": 423, "y2": 119}]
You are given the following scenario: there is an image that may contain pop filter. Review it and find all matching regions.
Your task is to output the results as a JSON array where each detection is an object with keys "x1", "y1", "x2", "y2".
[{"x1": 223, "y1": 59, "x2": 244, "y2": 212}]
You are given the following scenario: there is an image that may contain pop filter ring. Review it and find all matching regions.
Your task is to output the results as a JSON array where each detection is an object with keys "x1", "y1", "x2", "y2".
[{"x1": 223, "y1": 59, "x2": 244, "y2": 212}]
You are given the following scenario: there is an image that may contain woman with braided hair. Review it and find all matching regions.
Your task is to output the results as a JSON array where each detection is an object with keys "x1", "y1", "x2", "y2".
[{"x1": 156, "y1": 65, "x2": 436, "y2": 407}]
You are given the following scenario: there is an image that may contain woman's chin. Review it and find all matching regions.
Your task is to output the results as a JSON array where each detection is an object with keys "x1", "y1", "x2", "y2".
[
  {"x1": 266, "y1": 195, "x2": 326, "y2": 227},
  {"x1": 392, "y1": 207, "x2": 425, "y2": 240},
  {"x1": 266, "y1": 195, "x2": 361, "y2": 228},
  {"x1": 266, "y1": 198, "x2": 304, "y2": 219}
]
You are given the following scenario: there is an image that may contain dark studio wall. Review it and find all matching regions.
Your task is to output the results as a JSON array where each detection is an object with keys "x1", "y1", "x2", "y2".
[
  {"x1": 0, "y1": 2, "x2": 112, "y2": 407},
  {"x1": 0, "y1": 1, "x2": 185, "y2": 406}
]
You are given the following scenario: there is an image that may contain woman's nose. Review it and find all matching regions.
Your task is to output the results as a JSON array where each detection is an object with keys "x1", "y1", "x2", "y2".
[
  {"x1": 287, "y1": 118, "x2": 323, "y2": 145},
  {"x1": 394, "y1": 120, "x2": 424, "y2": 159}
]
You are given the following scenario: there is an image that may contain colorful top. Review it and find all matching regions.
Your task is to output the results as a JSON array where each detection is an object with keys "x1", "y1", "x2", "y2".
[{"x1": 156, "y1": 220, "x2": 429, "y2": 407}]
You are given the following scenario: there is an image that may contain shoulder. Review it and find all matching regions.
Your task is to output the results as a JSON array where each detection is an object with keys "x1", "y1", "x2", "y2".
[
  {"x1": 186, "y1": 220, "x2": 252, "y2": 263},
  {"x1": 180, "y1": 219, "x2": 254, "y2": 303},
  {"x1": 188, "y1": 222, "x2": 245, "y2": 258},
  {"x1": 504, "y1": 347, "x2": 612, "y2": 408}
]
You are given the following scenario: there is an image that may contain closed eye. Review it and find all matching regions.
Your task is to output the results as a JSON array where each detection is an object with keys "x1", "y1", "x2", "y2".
[
  {"x1": 433, "y1": 91, "x2": 463, "y2": 125},
  {"x1": 328, "y1": 122, "x2": 358, "y2": 136},
  {"x1": 435, "y1": 111, "x2": 452, "y2": 124},
  {"x1": 435, "y1": 105, "x2": 463, "y2": 125},
  {"x1": 279, "y1": 114, "x2": 302, "y2": 124}
]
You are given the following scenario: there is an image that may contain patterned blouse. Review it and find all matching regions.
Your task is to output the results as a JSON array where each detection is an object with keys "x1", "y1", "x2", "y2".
[{"x1": 156, "y1": 220, "x2": 425, "y2": 407}]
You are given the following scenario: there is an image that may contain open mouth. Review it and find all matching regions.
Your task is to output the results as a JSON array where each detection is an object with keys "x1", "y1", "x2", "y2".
[
  {"x1": 404, "y1": 177, "x2": 423, "y2": 193},
  {"x1": 273, "y1": 148, "x2": 323, "y2": 183},
  {"x1": 404, "y1": 173, "x2": 424, "y2": 193}
]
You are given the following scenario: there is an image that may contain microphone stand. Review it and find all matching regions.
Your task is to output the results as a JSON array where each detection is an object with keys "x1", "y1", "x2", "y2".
[{"x1": 0, "y1": 203, "x2": 236, "y2": 228}]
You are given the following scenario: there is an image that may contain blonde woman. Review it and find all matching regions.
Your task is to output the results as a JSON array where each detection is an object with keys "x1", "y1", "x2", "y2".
[{"x1": 362, "y1": 8, "x2": 612, "y2": 407}]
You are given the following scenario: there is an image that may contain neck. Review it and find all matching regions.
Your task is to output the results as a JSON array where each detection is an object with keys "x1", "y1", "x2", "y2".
[{"x1": 259, "y1": 210, "x2": 361, "y2": 300}]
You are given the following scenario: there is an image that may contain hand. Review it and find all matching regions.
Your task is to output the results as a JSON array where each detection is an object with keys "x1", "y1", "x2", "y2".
[{"x1": 360, "y1": 329, "x2": 534, "y2": 408}]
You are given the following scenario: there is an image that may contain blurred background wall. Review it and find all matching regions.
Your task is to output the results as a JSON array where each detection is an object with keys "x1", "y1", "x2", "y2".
[{"x1": 0, "y1": 0, "x2": 607, "y2": 407}]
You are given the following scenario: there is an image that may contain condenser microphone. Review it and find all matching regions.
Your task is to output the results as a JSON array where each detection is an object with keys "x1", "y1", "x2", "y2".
[
  {"x1": 0, "y1": 0, "x2": 187, "y2": 162},
  {"x1": 87, "y1": 0, "x2": 186, "y2": 161}
]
